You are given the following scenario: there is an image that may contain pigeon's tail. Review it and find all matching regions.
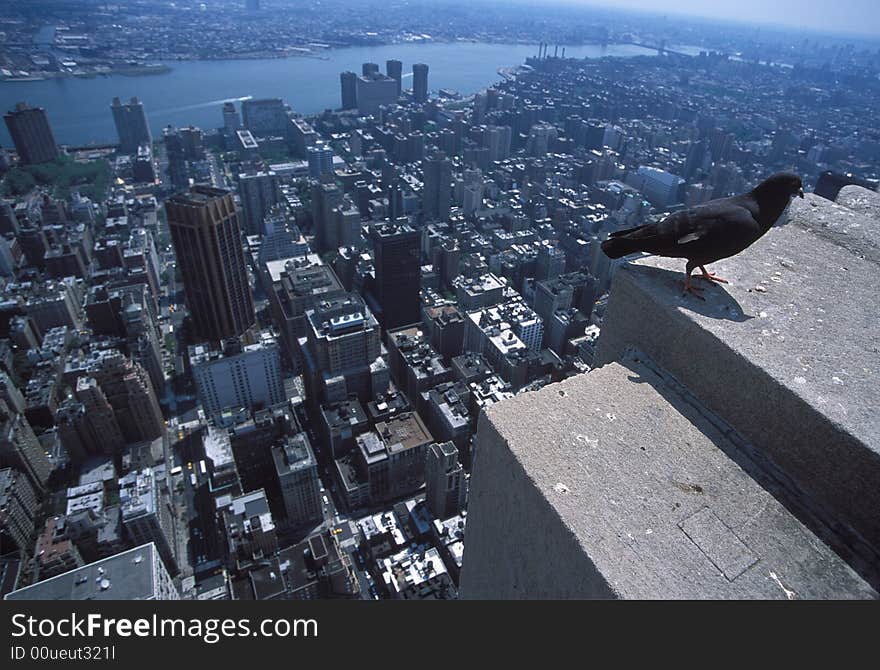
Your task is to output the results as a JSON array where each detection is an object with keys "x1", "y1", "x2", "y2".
[{"x1": 601, "y1": 236, "x2": 643, "y2": 259}]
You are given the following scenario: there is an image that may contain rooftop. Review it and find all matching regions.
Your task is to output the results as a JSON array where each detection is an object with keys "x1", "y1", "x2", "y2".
[
  {"x1": 376, "y1": 412, "x2": 433, "y2": 454},
  {"x1": 273, "y1": 433, "x2": 317, "y2": 475},
  {"x1": 166, "y1": 185, "x2": 230, "y2": 206},
  {"x1": 5, "y1": 543, "x2": 164, "y2": 601},
  {"x1": 119, "y1": 467, "x2": 159, "y2": 522}
]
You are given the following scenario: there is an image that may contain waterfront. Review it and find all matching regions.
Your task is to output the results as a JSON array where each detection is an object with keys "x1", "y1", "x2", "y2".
[{"x1": 0, "y1": 41, "x2": 657, "y2": 146}]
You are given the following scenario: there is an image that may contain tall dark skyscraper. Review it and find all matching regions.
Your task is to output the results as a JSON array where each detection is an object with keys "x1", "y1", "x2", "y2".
[
  {"x1": 371, "y1": 221, "x2": 421, "y2": 330},
  {"x1": 413, "y1": 63, "x2": 429, "y2": 103},
  {"x1": 387, "y1": 172, "x2": 405, "y2": 222},
  {"x1": 362, "y1": 62, "x2": 380, "y2": 77},
  {"x1": 238, "y1": 171, "x2": 280, "y2": 235},
  {"x1": 425, "y1": 441, "x2": 467, "y2": 519},
  {"x1": 422, "y1": 152, "x2": 453, "y2": 222},
  {"x1": 386, "y1": 59, "x2": 403, "y2": 98},
  {"x1": 111, "y1": 96, "x2": 152, "y2": 155},
  {"x1": 165, "y1": 186, "x2": 255, "y2": 341},
  {"x1": 340, "y1": 71, "x2": 358, "y2": 110},
  {"x1": 3, "y1": 102, "x2": 58, "y2": 166}
]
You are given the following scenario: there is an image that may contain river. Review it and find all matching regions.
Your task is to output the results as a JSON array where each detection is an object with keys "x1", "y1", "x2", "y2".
[{"x1": 0, "y1": 41, "x2": 658, "y2": 147}]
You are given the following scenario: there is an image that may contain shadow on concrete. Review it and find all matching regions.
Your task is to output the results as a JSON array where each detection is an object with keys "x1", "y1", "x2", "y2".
[{"x1": 630, "y1": 265, "x2": 754, "y2": 322}]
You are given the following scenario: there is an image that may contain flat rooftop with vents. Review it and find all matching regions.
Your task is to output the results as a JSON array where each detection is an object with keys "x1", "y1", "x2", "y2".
[{"x1": 5, "y1": 543, "x2": 178, "y2": 601}]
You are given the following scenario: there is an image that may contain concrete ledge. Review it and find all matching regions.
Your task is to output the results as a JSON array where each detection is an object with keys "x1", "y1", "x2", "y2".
[
  {"x1": 460, "y1": 354, "x2": 876, "y2": 599},
  {"x1": 784, "y1": 192, "x2": 880, "y2": 264},
  {"x1": 836, "y1": 185, "x2": 880, "y2": 221},
  {"x1": 595, "y1": 214, "x2": 880, "y2": 585}
]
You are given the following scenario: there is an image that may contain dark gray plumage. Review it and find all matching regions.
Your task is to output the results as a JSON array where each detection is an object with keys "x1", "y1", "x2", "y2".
[{"x1": 601, "y1": 172, "x2": 804, "y2": 296}]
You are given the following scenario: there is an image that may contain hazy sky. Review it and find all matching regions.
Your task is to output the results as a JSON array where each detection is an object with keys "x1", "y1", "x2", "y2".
[{"x1": 557, "y1": 0, "x2": 880, "y2": 37}]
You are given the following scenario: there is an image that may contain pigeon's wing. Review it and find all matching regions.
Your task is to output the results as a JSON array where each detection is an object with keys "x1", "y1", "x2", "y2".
[
  {"x1": 667, "y1": 203, "x2": 762, "y2": 261},
  {"x1": 602, "y1": 201, "x2": 761, "y2": 260},
  {"x1": 609, "y1": 209, "x2": 697, "y2": 252}
]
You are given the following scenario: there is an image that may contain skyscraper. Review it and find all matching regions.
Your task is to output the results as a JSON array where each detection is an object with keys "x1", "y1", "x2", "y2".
[
  {"x1": 425, "y1": 441, "x2": 467, "y2": 520},
  {"x1": 273, "y1": 433, "x2": 322, "y2": 527},
  {"x1": 241, "y1": 98, "x2": 288, "y2": 136},
  {"x1": 340, "y1": 71, "x2": 358, "y2": 110},
  {"x1": 422, "y1": 152, "x2": 453, "y2": 222},
  {"x1": 484, "y1": 125, "x2": 512, "y2": 162},
  {"x1": 120, "y1": 468, "x2": 178, "y2": 576},
  {"x1": 189, "y1": 333, "x2": 285, "y2": 418},
  {"x1": 356, "y1": 73, "x2": 398, "y2": 117},
  {"x1": 387, "y1": 173, "x2": 405, "y2": 222},
  {"x1": 462, "y1": 168, "x2": 484, "y2": 217},
  {"x1": 4, "y1": 102, "x2": 58, "y2": 166},
  {"x1": 89, "y1": 352, "x2": 164, "y2": 444},
  {"x1": 362, "y1": 62, "x2": 380, "y2": 77},
  {"x1": 307, "y1": 144, "x2": 334, "y2": 178},
  {"x1": 371, "y1": 221, "x2": 421, "y2": 329},
  {"x1": 635, "y1": 166, "x2": 685, "y2": 209},
  {"x1": 163, "y1": 126, "x2": 189, "y2": 191},
  {"x1": 413, "y1": 63, "x2": 429, "y2": 103},
  {"x1": 0, "y1": 399, "x2": 51, "y2": 496},
  {"x1": 238, "y1": 171, "x2": 280, "y2": 235},
  {"x1": 73, "y1": 376, "x2": 126, "y2": 455},
  {"x1": 299, "y1": 293, "x2": 387, "y2": 408},
  {"x1": 222, "y1": 102, "x2": 242, "y2": 132},
  {"x1": 386, "y1": 59, "x2": 403, "y2": 97},
  {"x1": 111, "y1": 96, "x2": 152, "y2": 155},
  {"x1": 165, "y1": 186, "x2": 255, "y2": 341},
  {"x1": 311, "y1": 181, "x2": 343, "y2": 253},
  {"x1": 0, "y1": 467, "x2": 38, "y2": 557}
]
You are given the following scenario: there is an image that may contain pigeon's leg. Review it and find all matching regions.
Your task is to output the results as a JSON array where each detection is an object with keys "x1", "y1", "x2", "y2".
[
  {"x1": 683, "y1": 263, "x2": 706, "y2": 300},
  {"x1": 698, "y1": 265, "x2": 728, "y2": 284}
]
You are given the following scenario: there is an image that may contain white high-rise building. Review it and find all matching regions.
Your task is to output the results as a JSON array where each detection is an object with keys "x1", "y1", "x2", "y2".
[
  {"x1": 307, "y1": 144, "x2": 334, "y2": 178},
  {"x1": 635, "y1": 166, "x2": 685, "y2": 209},
  {"x1": 462, "y1": 169, "x2": 484, "y2": 217},
  {"x1": 190, "y1": 331, "x2": 285, "y2": 418},
  {"x1": 484, "y1": 125, "x2": 512, "y2": 162}
]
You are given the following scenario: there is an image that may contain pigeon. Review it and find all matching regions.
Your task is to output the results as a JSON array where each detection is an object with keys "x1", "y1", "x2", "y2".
[{"x1": 601, "y1": 172, "x2": 804, "y2": 298}]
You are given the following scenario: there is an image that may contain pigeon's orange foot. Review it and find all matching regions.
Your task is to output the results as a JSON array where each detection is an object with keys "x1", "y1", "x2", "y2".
[
  {"x1": 683, "y1": 276, "x2": 706, "y2": 300},
  {"x1": 698, "y1": 266, "x2": 728, "y2": 284}
]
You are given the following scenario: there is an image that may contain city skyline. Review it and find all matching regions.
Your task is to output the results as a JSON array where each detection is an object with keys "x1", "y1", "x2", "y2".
[{"x1": 519, "y1": 0, "x2": 880, "y2": 37}]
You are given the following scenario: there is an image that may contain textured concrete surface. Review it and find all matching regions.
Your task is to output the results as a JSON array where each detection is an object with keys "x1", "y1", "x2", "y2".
[
  {"x1": 784, "y1": 191, "x2": 880, "y2": 264},
  {"x1": 836, "y1": 185, "x2": 880, "y2": 222},
  {"x1": 595, "y1": 202, "x2": 880, "y2": 584},
  {"x1": 460, "y1": 356, "x2": 876, "y2": 599}
]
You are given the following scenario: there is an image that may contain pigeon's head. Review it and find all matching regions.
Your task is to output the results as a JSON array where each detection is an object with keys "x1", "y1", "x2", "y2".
[{"x1": 759, "y1": 172, "x2": 805, "y2": 200}]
